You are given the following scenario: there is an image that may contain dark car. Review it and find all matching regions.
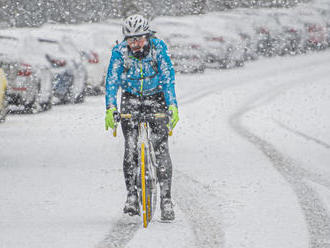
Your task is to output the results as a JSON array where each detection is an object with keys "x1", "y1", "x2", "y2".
[{"x1": 38, "y1": 38, "x2": 87, "y2": 104}]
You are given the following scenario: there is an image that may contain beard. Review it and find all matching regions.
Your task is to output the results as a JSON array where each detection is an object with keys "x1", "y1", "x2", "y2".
[{"x1": 130, "y1": 43, "x2": 150, "y2": 59}]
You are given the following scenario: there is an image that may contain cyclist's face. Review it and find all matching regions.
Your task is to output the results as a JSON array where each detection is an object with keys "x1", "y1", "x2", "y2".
[{"x1": 127, "y1": 36, "x2": 147, "y2": 52}]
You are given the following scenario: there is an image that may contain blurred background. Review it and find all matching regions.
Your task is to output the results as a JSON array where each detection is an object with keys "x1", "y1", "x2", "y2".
[
  {"x1": 0, "y1": 0, "x2": 311, "y2": 28},
  {"x1": 0, "y1": 0, "x2": 329, "y2": 122}
]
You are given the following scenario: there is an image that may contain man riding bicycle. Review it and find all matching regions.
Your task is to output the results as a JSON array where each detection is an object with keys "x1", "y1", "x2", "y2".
[{"x1": 105, "y1": 14, "x2": 179, "y2": 221}]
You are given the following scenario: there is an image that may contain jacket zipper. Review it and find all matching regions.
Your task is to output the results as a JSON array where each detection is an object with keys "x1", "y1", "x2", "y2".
[{"x1": 140, "y1": 61, "x2": 144, "y2": 95}]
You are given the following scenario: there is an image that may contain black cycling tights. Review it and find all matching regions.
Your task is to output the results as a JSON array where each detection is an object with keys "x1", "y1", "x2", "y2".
[{"x1": 120, "y1": 91, "x2": 173, "y2": 200}]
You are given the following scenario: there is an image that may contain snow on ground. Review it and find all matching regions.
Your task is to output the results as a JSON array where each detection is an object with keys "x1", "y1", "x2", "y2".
[
  {"x1": 243, "y1": 72, "x2": 330, "y2": 176},
  {"x1": 1, "y1": 46, "x2": 330, "y2": 248}
]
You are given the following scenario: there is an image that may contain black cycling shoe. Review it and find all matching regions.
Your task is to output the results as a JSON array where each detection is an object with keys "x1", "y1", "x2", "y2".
[
  {"x1": 160, "y1": 198, "x2": 175, "y2": 221},
  {"x1": 123, "y1": 193, "x2": 140, "y2": 216}
]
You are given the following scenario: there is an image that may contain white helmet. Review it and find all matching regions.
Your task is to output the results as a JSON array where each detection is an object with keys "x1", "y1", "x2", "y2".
[{"x1": 122, "y1": 14, "x2": 150, "y2": 38}]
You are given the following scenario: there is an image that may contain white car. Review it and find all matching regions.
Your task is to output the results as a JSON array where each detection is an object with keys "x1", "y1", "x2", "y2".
[
  {"x1": 168, "y1": 41, "x2": 206, "y2": 73},
  {"x1": 293, "y1": 6, "x2": 328, "y2": 50},
  {"x1": 246, "y1": 9, "x2": 285, "y2": 57},
  {"x1": 154, "y1": 19, "x2": 206, "y2": 73},
  {"x1": 219, "y1": 11, "x2": 259, "y2": 61},
  {"x1": 198, "y1": 13, "x2": 246, "y2": 69},
  {"x1": 272, "y1": 10, "x2": 307, "y2": 55},
  {"x1": 202, "y1": 35, "x2": 230, "y2": 69},
  {"x1": 0, "y1": 34, "x2": 53, "y2": 113},
  {"x1": 312, "y1": 0, "x2": 330, "y2": 46}
]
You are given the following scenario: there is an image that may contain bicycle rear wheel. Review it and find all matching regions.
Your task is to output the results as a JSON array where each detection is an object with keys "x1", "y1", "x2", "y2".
[{"x1": 147, "y1": 142, "x2": 158, "y2": 221}]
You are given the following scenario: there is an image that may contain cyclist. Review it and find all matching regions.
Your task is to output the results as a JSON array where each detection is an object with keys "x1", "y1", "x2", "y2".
[{"x1": 105, "y1": 14, "x2": 179, "y2": 221}]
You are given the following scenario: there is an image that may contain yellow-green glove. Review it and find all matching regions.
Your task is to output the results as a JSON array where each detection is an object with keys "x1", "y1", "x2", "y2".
[
  {"x1": 168, "y1": 105, "x2": 179, "y2": 130},
  {"x1": 105, "y1": 107, "x2": 117, "y2": 130}
]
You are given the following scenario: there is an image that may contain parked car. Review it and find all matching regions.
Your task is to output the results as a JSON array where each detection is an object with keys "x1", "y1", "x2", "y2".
[
  {"x1": 0, "y1": 34, "x2": 53, "y2": 113},
  {"x1": 272, "y1": 10, "x2": 306, "y2": 55},
  {"x1": 170, "y1": 42, "x2": 206, "y2": 74},
  {"x1": 154, "y1": 19, "x2": 206, "y2": 73},
  {"x1": 294, "y1": 7, "x2": 328, "y2": 50},
  {"x1": 0, "y1": 67, "x2": 8, "y2": 122},
  {"x1": 199, "y1": 14, "x2": 246, "y2": 69},
  {"x1": 40, "y1": 25, "x2": 105, "y2": 95},
  {"x1": 80, "y1": 49, "x2": 103, "y2": 94},
  {"x1": 312, "y1": 1, "x2": 330, "y2": 46},
  {"x1": 251, "y1": 10, "x2": 285, "y2": 57},
  {"x1": 165, "y1": 34, "x2": 206, "y2": 74},
  {"x1": 220, "y1": 11, "x2": 259, "y2": 61},
  {"x1": 203, "y1": 35, "x2": 229, "y2": 69},
  {"x1": 37, "y1": 37, "x2": 87, "y2": 104}
]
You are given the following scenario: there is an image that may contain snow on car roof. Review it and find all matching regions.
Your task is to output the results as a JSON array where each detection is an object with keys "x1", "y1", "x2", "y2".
[{"x1": 0, "y1": 34, "x2": 50, "y2": 66}]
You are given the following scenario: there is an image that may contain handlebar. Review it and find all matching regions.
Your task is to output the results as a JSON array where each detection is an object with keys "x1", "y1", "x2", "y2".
[
  {"x1": 114, "y1": 112, "x2": 170, "y2": 121},
  {"x1": 113, "y1": 111, "x2": 173, "y2": 137}
]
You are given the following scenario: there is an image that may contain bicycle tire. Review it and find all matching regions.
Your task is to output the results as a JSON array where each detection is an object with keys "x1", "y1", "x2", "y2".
[
  {"x1": 141, "y1": 142, "x2": 148, "y2": 228},
  {"x1": 140, "y1": 141, "x2": 158, "y2": 228}
]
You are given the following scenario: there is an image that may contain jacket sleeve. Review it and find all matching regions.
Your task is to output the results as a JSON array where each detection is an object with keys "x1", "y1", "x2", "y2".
[
  {"x1": 157, "y1": 40, "x2": 178, "y2": 107},
  {"x1": 105, "y1": 46, "x2": 124, "y2": 109}
]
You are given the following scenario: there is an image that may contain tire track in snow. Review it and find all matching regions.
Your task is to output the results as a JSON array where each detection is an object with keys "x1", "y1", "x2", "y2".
[
  {"x1": 174, "y1": 170, "x2": 225, "y2": 248},
  {"x1": 96, "y1": 215, "x2": 139, "y2": 248},
  {"x1": 230, "y1": 68, "x2": 330, "y2": 248},
  {"x1": 96, "y1": 170, "x2": 226, "y2": 248},
  {"x1": 273, "y1": 119, "x2": 330, "y2": 191},
  {"x1": 274, "y1": 120, "x2": 330, "y2": 149}
]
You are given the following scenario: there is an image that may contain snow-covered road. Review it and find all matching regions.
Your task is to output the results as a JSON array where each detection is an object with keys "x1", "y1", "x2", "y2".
[{"x1": 1, "y1": 50, "x2": 330, "y2": 248}]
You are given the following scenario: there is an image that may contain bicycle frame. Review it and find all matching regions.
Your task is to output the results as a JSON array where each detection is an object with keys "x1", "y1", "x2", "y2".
[{"x1": 113, "y1": 112, "x2": 169, "y2": 228}]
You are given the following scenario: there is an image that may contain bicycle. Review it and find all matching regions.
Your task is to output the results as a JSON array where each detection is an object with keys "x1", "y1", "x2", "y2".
[{"x1": 113, "y1": 111, "x2": 172, "y2": 228}]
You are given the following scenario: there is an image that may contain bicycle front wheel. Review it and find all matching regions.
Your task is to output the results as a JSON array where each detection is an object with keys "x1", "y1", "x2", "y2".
[
  {"x1": 140, "y1": 143, "x2": 149, "y2": 228},
  {"x1": 140, "y1": 142, "x2": 158, "y2": 228}
]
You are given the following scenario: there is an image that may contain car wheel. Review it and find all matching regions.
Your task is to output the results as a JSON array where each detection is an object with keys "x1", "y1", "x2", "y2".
[
  {"x1": 30, "y1": 98, "x2": 52, "y2": 113},
  {"x1": 29, "y1": 82, "x2": 44, "y2": 114},
  {"x1": 235, "y1": 60, "x2": 244, "y2": 67},
  {"x1": 69, "y1": 69, "x2": 87, "y2": 104},
  {"x1": 0, "y1": 103, "x2": 8, "y2": 123},
  {"x1": 40, "y1": 100, "x2": 52, "y2": 111},
  {"x1": 92, "y1": 85, "x2": 104, "y2": 96},
  {"x1": 74, "y1": 92, "x2": 85, "y2": 104},
  {"x1": 0, "y1": 89, "x2": 8, "y2": 122},
  {"x1": 30, "y1": 101, "x2": 43, "y2": 114},
  {"x1": 67, "y1": 84, "x2": 85, "y2": 104}
]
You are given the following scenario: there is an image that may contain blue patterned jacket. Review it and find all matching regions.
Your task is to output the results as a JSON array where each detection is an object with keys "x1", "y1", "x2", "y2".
[{"x1": 105, "y1": 38, "x2": 177, "y2": 109}]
